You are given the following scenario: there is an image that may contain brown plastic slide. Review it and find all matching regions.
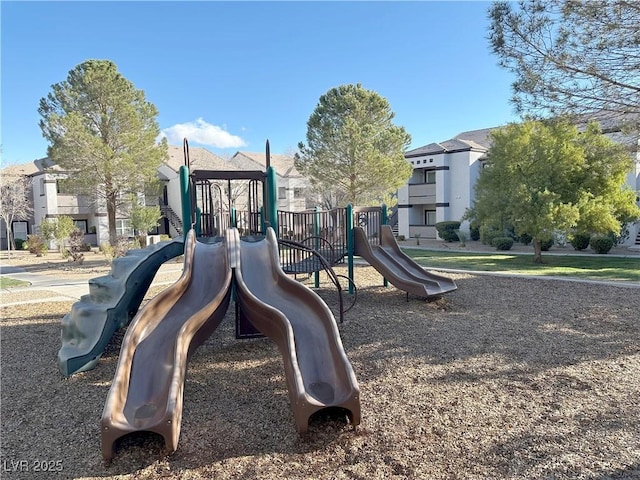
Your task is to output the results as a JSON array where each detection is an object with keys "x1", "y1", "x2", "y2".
[
  {"x1": 353, "y1": 225, "x2": 457, "y2": 298},
  {"x1": 227, "y1": 228, "x2": 361, "y2": 433},
  {"x1": 101, "y1": 230, "x2": 232, "y2": 461}
]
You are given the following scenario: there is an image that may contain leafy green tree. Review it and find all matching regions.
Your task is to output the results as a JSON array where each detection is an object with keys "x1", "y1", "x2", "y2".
[
  {"x1": 488, "y1": 0, "x2": 640, "y2": 120},
  {"x1": 468, "y1": 119, "x2": 639, "y2": 263},
  {"x1": 38, "y1": 220, "x2": 56, "y2": 244},
  {"x1": 39, "y1": 215, "x2": 76, "y2": 254},
  {"x1": 130, "y1": 203, "x2": 161, "y2": 242},
  {"x1": 295, "y1": 84, "x2": 412, "y2": 206},
  {"x1": 38, "y1": 59, "x2": 168, "y2": 244}
]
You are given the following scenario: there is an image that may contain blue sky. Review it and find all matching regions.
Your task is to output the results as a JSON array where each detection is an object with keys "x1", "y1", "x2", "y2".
[{"x1": 1, "y1": 1, "x2": 519, "y2": 165}]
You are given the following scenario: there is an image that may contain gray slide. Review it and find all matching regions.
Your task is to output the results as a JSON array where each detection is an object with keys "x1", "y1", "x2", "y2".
[
  {"x1": 353, "y1": 225, "x2": 457, "y2": 298},
  {"x1": 101, "y1": 230, "x2": 232, "y2": 460},
  {"x1": 227, "y1": 228, "x2": 361, "y2": 433}
]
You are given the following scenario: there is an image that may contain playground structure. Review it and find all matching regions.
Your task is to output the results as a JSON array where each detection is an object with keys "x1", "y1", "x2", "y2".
[{"x1": 58, "y1": 140, "x2": 456, "y2": 460}]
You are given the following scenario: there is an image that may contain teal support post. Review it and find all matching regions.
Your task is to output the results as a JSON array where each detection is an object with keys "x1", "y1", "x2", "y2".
[
  {"x1": 195, "y1": 207, "x2": 202, "y2": 237},
  {"x1": 231, "y1": 207, "x2": 236, "y2": 229},
  {"x1": 179, "y1": 165, "x2": 191, "y2": 241},
  {"x1": 314, "y1": 206, "x2": 320, "y2": 288},
  {"x1": 381, "y1": 203, "x2": 388, "y2": 287},
  {"x1": 346, "y1": 204, "x2": 354, "y2": 294},
  {"x1": 266, "y1": 166, "x2": 278, "y2": 234}
]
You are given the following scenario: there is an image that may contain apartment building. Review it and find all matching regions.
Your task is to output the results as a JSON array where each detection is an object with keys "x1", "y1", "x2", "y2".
[
  {"x1": 397, "y1": 121, "x2": 640, "y2": 247},
  {"x1": 1, "y1": 145, "x2": 309, "y2": 248}
]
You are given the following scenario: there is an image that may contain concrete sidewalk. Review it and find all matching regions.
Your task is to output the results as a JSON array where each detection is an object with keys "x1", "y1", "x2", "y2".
[
  {"x1": 1, "y1": 239, "x2": 638, "y2": 306},
  {"x1": 0, "y1": 264, "x2": 180, "y2": 305},
  {"x1": 0, "y1": 265, "x2": 93, "y2": 302}
]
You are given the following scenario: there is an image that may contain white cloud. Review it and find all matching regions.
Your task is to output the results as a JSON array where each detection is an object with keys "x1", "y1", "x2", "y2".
[{"x1": 160, "y1": 118, "x2": 246, "y2": 148}]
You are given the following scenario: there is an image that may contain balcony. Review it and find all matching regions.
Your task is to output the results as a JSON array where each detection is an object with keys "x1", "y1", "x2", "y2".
[
  {"x1": 408, "y1": 183, "x2": 436, "y2": 204},
  {"x1": 56, "y1": 195, "x2": 94, "y2": 215}
]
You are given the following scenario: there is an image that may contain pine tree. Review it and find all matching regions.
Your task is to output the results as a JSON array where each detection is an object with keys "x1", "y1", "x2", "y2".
[
  {"x1": 295, "y1": 84, "x2": 412, "y2": 206},
  {"x1": 39, "y1": 59, "x2": 167, "y2": 244}
]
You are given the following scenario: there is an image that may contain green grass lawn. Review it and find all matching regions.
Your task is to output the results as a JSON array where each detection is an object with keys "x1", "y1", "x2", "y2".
[
  {"x1": 0, "y1": 276, "x2": 29, "y2": 288},
  {"x1": 402, "y1": 249, "x2": 640, "y2": 283}
]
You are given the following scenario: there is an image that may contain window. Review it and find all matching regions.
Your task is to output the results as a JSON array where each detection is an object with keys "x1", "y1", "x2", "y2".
[
  {"x1": 293, "y1": 188, "x2": 304, "y2": 198},
  {"x1": 40, "y1": 178, "x2": 45, "y2": 196},
  {"x1": 424, "y1": 210, "x2": 436, "y2": 226},
  {"x1": 278, "y1": 187, "x2": 287, "y2": 199},
  {"x1": 12, "y1": 221, "x2": 28, "y2": 241},
  {"x1": 424, "y1": 170, "x2": 436, "y2": 184},
  {"x1": 115, "y1": 219, "x2": 134, "y2": 237},
  {"x1": 74, "y1": 220, "x2": 88, "y2": 234}
]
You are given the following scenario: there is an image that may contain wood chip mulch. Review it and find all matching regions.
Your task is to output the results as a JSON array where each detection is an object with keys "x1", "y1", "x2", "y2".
[{"x1": 1, "y1": 264, "x2": 639, "y2": 479}]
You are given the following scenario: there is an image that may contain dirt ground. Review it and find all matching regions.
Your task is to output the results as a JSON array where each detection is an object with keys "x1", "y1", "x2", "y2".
[{"x1": 1, "y1": 250, "x2": 639, "y2": 479}]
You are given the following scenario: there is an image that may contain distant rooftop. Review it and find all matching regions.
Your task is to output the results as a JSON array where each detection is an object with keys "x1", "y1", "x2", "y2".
[
  {"x1": 405, "y1": 136, "x2": 491, "y2": 158},
  {"x1": 165, "y1": 145, "x2": 236, "y2": 173},
  {"x1": 406, "y1": 112, "x2": 639, "y2": 159},
  {"x1": 1, "y1": 157, "x2": 60, "y2": 177},
  {"x1": 230, "y1": 151, "x2": 301, "y2": 177},
  {"x1": 453, "y1": 127, "x2": 497, "y2": 149}
]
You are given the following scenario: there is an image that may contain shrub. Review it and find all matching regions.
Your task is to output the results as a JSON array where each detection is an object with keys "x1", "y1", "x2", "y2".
[
  {"x1": 14, "y1": 238, "x2": 25, "y2": 250},
  {"x1": 396, "y1": 235, "x2": 405, "y2": 241},
  {"x1": 67, "y1": 228, "x2": 86, "y2": 263},
  {"x1": 100, "y1": 236, "x2": 132, "y2": 264},
  {"x1": 469, "y1": 224, "x2": 480, "y2": 241},
  {"x1": 479, "y1": 225, "x2": 501, "y2": 246},
  {"x1": 435, "y1": 221, "x2": 461, "y2": 242},
  {"x1": 539, "y1": 237, "x2": 554, "y2": 251},
  {"x1": 590, "y1": 235, "x2": 614, "y2": 254},
  {"x1": 569, "y1": 232, "x2": 591, "y2": 251},
  {"x1": 519, "y1": 233, "x2": 533, "y2": 246},
  {"x1": 26, "y1": 234, "x2": 47, "y2": 256},
  {"x1": 491, "y1": 236, "x2": 514, "y2": 251}
]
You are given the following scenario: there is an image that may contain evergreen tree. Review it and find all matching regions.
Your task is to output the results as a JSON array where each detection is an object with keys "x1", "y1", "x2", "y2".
[
  {"x1": 488, "y1": 0, "x2": 640, "y2": 121},
  {"x1": 39, "y1": 59, "x2": 168, "y2": 243},
  {"x1": 295, "y1": 84, "x2": 412, "y2": 206}
]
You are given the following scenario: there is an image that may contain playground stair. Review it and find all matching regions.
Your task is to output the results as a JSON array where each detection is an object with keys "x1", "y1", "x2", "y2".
[{"x1": 58, "y1": 238, "x2": 185, "y2": 376}]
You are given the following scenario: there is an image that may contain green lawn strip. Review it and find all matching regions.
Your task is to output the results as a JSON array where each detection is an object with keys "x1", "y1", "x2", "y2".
[
  {"x1": 402, "y1": 249, "x2": 640, "y2": 283},
  {"x1": 0, "y1": 276, "x2": 30, "y2": 288}
]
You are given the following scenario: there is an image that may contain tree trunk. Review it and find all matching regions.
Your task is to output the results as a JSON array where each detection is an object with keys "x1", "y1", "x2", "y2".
[
  {"x1": 6, "y1": 227, "x2": 13, "y2": 260},
  {"x1": 532, "y1": 237, "x2": 543, "y2": 264},
  {"x1": 107, "y1": 195, "x2": 117, "y2": 246}
]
